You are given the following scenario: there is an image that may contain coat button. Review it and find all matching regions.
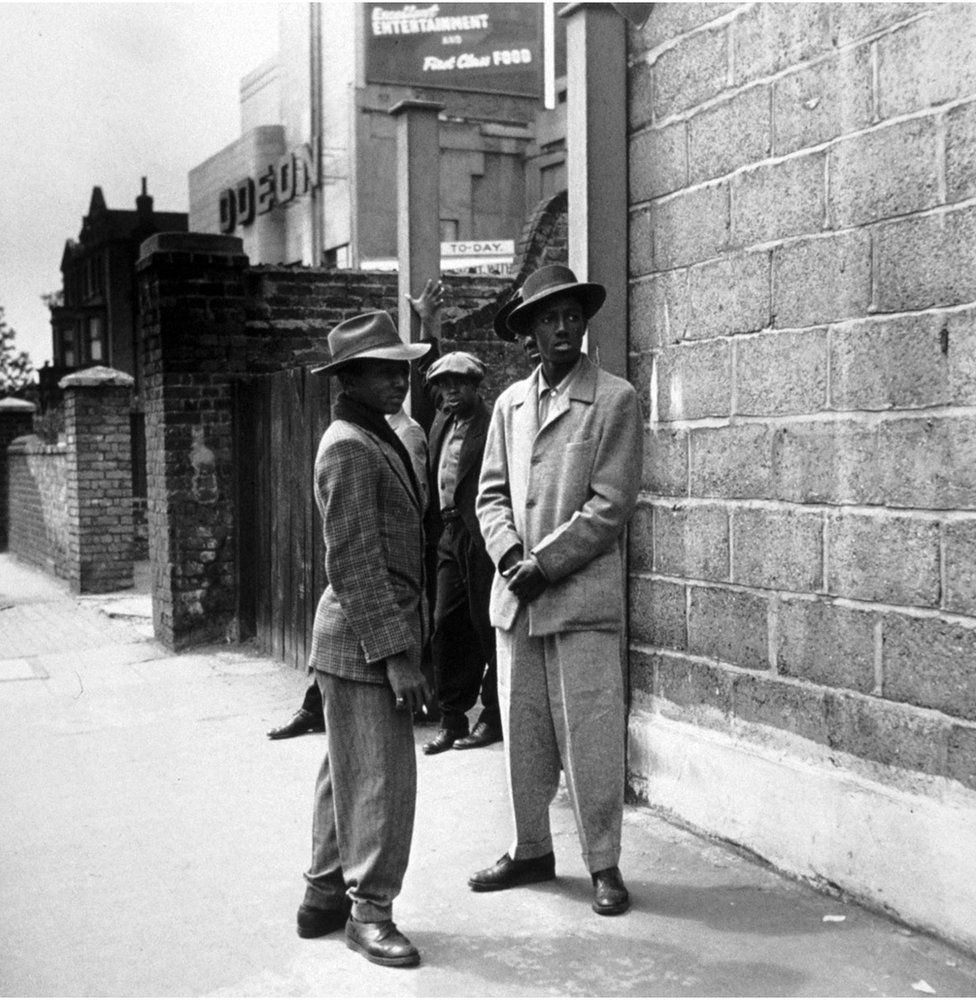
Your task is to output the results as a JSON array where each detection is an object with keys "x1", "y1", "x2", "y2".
[{"x1": 525, "y1": 498, "x2": 536, "y2": 508}]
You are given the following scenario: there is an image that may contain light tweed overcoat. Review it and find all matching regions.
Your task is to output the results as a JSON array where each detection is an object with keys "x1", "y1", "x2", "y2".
[
  {"x1": 476, "y1": 355, "x2": 644, "y2": 636},
  {"x1": 308, "y1": 419, "x2": 427, "y2": 684}
]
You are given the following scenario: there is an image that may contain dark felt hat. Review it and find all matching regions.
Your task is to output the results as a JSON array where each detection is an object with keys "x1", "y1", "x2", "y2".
[
  {"x1": 311, "y1": 310, "x2": 430, "y2": 375},
  {"x1": 505, "y1": 265, "x2": 606, "y2": 335},
  {"x1": 492, "y1": 291, "x2": 522, "y2": 342}
]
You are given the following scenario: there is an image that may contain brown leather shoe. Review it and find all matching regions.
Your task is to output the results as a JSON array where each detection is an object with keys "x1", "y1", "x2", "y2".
[
  {"x1": 267, "y1": 708, "x2": 324, "y2": 740},
  {"x1": 345, "y1": 918, "x2": 420, "y2": 967},
  {"x1": 453, "y1": 721, "x2": 502, "y2": 750},
  {"x1": 468, "y1": 852, "x2": 556, "y2": 891},
  {"x1": 422, "y1": 728, "x2": 466, "y2": 755},
  {"x1": 592, "y1": 866, "x2": 630, "y2": 915},
  {"x1": 296, "y1": 899, "x2": 351, "y2": 938}
]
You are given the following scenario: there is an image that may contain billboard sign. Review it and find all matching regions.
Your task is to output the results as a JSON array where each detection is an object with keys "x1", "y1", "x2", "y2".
[{"x1": 364, "y1": 3, "x2": 542, "y2": 96}]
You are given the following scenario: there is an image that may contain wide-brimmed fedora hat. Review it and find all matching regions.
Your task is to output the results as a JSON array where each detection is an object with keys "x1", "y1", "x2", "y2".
[
  {"x1": 311, "y1": 310, "x2": 430, "y2": 375},
  {"x1": 506, "y1": 265, "x2": 606, "y2": 335},
  {"x1": 492, "y1": 290, "x2": 522, "y2": 342}
]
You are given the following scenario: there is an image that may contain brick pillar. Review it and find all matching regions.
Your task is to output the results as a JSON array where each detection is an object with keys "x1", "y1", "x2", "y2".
[
  {"x1": 136, "y1": 232, "x2": 248, "y2": 650},
  {"x1": 58, "y1": 367, "x2": 134, "y2": 593},
  {"x1": 0, "y1": 397, "x2": 36, "y2": 550}
]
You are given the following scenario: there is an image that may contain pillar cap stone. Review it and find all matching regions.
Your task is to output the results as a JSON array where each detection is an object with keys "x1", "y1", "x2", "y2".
[
  {"x1": 389, "y1": 99, "x2": 445, "y2": 117},
  {"x1": 58, "y1": 366, "x2": 135, "y2": 389},
  {"x1": 136, "y1": 231, "x2": 248, "y2": 271},
  {"x1": 0, "y1": 396, "x2": 36, "y2": 412}
]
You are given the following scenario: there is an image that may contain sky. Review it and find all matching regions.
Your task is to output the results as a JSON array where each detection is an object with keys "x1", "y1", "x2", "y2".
[{"x1": 0, "y1": 1, "x2": 283, "y2": 368}]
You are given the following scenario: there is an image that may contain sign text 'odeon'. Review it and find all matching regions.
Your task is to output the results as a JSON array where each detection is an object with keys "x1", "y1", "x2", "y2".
[{"x1": 219, "y1": 141, "x2": 321, "y2": 234}]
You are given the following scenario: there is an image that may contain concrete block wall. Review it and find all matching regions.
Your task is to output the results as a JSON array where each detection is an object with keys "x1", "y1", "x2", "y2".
[
  {"x1": 626, "y1": 3, "x2": 976, "y2": 951},
  {"x1": 6, "y1": 436, "x2": 68, "y2": 575}
]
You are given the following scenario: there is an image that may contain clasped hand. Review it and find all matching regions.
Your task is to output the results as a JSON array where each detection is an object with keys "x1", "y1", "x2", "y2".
[{"x1": 503, "y1": 556, "x2": 548, "y2": 604}]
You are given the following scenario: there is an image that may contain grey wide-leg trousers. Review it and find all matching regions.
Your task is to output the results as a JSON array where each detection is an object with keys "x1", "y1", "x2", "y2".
[
  {"x1": 303, "y1": 670, "x2": 416, "y2": 922},
  {"x1": 496, "y1": 618, "x2": 625, "y2": 874}
]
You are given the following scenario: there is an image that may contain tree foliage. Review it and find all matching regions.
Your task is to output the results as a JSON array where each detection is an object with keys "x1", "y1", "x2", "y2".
[{"x1": 0, "y1": 307, "x2": 36, "y2": 393}]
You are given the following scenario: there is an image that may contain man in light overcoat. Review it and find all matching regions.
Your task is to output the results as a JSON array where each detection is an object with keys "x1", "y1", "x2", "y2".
[
  {"x1": 471, "y1": 264, "x2": 644, "y2": 916},
  {"x1": 298, "y1": 311, "x2": 432, "y2": 967}
]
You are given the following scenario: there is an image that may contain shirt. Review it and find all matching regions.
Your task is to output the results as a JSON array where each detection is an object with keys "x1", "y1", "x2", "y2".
[
  {"x1": 386, "y1": 408, "x2": 429, "y2": 510},
  {"x1": 437, "y1": 413, "x2": 473, "y2": 511},
  {"x1": 537, "y1": 356, "x2": 584, "y2": 426}
]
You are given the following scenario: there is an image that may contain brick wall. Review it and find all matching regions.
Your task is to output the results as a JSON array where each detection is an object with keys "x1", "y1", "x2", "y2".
[
  {"x1": 61, "y1": 371, "x2": 135, "y2": 594},
  {"x1": 0, "y1": 402, "x2": 36, "y2": 549},
  {"x1": 7, "y1": 436, "x2": 69, "y2": 576},
  {"x1": 627, "y1": 3, "x2": 976, "y2": 793}
]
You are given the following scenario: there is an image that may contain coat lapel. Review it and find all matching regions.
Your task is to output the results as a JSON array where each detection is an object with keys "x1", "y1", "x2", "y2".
[
  {"x1": 536, "y1": 356, "x2": 598, "y2": 437},
  {"x1": 455, "y1": 398, "x2": 489, "y2": 487},
  {"x1": 354, "y1": 425, "x2": 422, "y2": 512}
]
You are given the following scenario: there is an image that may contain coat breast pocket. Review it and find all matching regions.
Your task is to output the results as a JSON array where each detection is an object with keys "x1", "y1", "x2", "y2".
[{"x1": 558, "y1": 437, "x2": 598, "y2": 507}]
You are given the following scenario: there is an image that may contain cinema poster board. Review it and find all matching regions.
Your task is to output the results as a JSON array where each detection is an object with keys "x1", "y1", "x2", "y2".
[{"x1": 364, "y1": 3, "x2": 543, "y2": 97}]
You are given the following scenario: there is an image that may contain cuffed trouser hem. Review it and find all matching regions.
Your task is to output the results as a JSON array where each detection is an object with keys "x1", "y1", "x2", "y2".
[
  {"x1": 302, "y1": 884, "x2": 348, "y2": 911},
  {"x1": 584, "y1": 848, "x2": 622, "y2": 874},
  {"x1": 350, "y1": 901, "x2": 393, "y2": 923},
  {"x1": 510, "y1": 837, "x2": 554, "y2": 862}
]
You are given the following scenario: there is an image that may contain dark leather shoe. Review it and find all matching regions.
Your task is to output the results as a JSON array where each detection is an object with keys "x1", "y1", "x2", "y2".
[
  {"x1": 296, "y1": 899, "x2": 351, "y2": 938},
  {"x1": 268, "y1": 708, "x2": 324, "y2": 740},
  {"x1": 592, "y1": 866, "x2": 630, "y2": 915},
  {"x1": 345, "y1": 918, "x2": 420, "y2": 967},
  {"x1": 422, "y1": 728, "x2": 466, "y2": 755},
  {"x1": 468, "y1": 851, "x2": 556, "y2": 892},
  {"x1": 453, "y1": 721, "x2": 502, "y2": 750}
]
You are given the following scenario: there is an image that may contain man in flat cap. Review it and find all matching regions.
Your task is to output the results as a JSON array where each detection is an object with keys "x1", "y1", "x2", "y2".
[
  {"x1": 472, "y1": 264, "x2": 644, "y2": 916},
  {"x1": 422, "y1": 351, "x2": 502, "y2": 755},
  {"x1": 298, "y1": 310, "x2": 431, "y2": 967}
]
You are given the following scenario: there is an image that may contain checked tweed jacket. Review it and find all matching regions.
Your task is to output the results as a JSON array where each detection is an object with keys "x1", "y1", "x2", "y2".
[{"x1": 308, "y1": 419, "x2": 427, "y2": 684}]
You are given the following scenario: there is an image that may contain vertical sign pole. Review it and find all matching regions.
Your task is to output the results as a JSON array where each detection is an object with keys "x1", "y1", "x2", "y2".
[
  {"x1": 390, "y1": 98, "x2": 444, "y2": 432},
  {"x1": 561, "y1": 3, "x2": 627, "y2": 377}
]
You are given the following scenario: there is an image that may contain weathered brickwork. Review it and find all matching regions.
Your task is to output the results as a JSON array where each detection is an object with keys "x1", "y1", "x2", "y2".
[
  {"x1": 628, "y1": 3, "x2": 976, "y2": 792},
  {"x1": 60, "y1": 370, "x2": 135, "y2": 594},
  {"x1": 7, "y1": 436, "x2": 68, "y2": 575},
  {"x1": 0, "y1": 401, "x2": 36, "y2": 550}
]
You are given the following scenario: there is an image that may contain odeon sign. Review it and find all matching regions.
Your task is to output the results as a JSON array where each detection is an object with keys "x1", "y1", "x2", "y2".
[{"x1": 219, "y1": 141, "x2": 321, "y2": 233}]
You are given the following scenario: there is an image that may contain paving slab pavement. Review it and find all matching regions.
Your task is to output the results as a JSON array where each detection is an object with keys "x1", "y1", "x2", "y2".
[{"x1": 1, "y1": 553, "x2": 975, "y2": 998}]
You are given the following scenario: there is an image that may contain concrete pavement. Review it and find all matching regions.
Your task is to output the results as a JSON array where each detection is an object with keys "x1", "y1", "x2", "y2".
[{"x1": 1, "y1": 552, "x2": 975, "y2": 998}]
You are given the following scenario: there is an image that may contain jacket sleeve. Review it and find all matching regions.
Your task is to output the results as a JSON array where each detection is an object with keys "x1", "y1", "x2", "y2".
[
  {"x1": 531, "y1": 383, "x2": 644, "y2": 582},
  {"x1": 319, "y1": 435, "x2": 415, "y2": 663},
  {"x1": 476, "y1": 396, "x2": 523, "y2": 567}
]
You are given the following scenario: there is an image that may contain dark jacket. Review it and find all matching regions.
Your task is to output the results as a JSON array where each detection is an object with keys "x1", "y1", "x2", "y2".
[{"x1": 426, "y1": 395, "x2": 491, "y2": 545}]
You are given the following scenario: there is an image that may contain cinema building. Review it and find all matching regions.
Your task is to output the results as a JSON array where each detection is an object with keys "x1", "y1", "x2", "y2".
[{"x1": 188, "y1": 2, "x2": 567, "y2": 271}]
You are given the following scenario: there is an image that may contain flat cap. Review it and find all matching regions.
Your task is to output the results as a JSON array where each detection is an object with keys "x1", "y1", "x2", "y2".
[{"x1": 425, "y1": 351, "x2": 486, "y2": 383}]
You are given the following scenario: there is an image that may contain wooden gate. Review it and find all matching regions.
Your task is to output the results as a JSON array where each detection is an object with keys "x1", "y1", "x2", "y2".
[{"x1": 234, "y1": 368, "x2": 330, "y2": 671}]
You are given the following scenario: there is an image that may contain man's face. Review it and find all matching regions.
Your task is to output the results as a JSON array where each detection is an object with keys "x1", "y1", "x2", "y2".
[
  {"x1": 519, "y1": 332, "x2": 541, "y2": 367},
  {"x1": 343, "y1": 359, "x2": 410, "y2": 415},
  {"x1": 529, "y1": 293, "x2": 585, "y2": 368},
  {"x1": 432, "y1": 374, "x2": 479, "y2": 418}
]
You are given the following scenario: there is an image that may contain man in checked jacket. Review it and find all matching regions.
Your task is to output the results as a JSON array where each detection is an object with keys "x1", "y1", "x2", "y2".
[{"x1": 297, "y1": 311, "x2": 432, "y2": 968}]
